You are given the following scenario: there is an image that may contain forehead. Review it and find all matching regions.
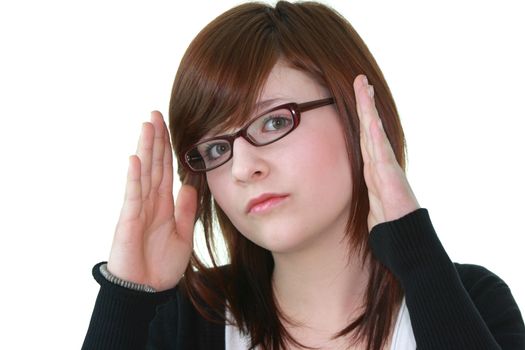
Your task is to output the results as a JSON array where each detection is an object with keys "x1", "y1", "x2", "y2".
[
  {"x1": 257, "y1": 61, "x2": 328, "y2": 108},
  {"x1": 203, "y1": 61, "x2": 328, "y2": 138}
]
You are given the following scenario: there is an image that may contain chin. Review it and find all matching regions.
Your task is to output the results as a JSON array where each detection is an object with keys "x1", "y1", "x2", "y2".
[{"x1": 242, "y1": 224, "x2": 316, "y2": 255}]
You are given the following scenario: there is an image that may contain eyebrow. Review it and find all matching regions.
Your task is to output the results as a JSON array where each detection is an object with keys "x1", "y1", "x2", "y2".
[
  {"x1": 254, "y1": 98, "x2": 287, "y2": 113},
  {"x1": 200, "y1": 98, "x2": 289, "y2": 141}
]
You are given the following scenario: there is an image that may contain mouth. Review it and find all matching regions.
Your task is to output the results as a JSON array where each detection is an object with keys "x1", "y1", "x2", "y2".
[{"x1": 246, "y1": 193, "x2": 289, "y2": 214}]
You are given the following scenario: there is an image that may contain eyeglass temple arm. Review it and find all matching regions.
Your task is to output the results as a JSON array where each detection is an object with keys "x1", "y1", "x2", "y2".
[{"x1": 298, "y1": 97, "x2": 335, "y2": 112}]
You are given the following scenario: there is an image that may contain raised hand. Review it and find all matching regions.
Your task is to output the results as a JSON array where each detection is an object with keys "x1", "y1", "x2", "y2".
[
  {"x1": 107, "y1": 111, "x2": 197, "y2": 291},
  {"x1": 354, "y1": 75, "x2": 420, "y2": 231}
]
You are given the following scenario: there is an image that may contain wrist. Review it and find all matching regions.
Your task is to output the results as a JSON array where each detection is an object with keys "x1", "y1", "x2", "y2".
[{"x1": 99, "y1": 263, "x2": 157, "y2": 293}]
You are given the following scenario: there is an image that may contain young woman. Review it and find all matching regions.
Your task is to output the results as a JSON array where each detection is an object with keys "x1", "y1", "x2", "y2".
[{"x1": 82, "y1": 2, "x2": 525, "y2": 349}]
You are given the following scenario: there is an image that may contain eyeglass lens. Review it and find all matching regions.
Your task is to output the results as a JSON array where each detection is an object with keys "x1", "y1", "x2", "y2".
[{"x1": 187, "y1": 107, "x2": 295, "y2": 171}]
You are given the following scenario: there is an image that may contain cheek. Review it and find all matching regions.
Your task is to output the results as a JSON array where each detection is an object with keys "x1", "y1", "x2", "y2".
[
  {"x1": 206, "y1": 170, "x2": 222, "y2": 203},
  {"x1": 290, "y1": 120, "x2": 354, "y2": 213},
  {"x1": 291, "y1": 118, "x2": 352, "y2": 183},
  {"x1": 206, "y1": 170, "x2": 243, "y2": 225},
  {"x1": 204, "y1": 115, "x2": 354, "y2": 251}
]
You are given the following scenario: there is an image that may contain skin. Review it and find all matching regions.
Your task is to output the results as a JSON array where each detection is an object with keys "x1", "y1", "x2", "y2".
[
  {"x1": 107, "y1": 113, "x2": 197, "y2": 291},
  {"x1": 205, "y1": 61, "x2": 419, "y2": 348},
  {"x1": 207, "y1": 61, "x2": 354, "y2": 256},
  {"x1": 356, "y1": 76, "x2": 420, "y2": 230},
  {"x1": 106, "y1": 62, "x2": 420, "y2": 347}
]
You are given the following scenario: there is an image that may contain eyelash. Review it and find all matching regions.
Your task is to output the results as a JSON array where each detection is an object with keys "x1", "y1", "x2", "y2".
[
  {"x1": 204, "y1": 142, "x2": 229, "y2": 160},
  {"x1": 261, "y1": 115, "x2": 292, "y2": 131}
]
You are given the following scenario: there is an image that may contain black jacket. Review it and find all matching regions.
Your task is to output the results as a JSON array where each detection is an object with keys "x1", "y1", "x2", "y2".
[{"x1": 82, "y1": 209, "x2": 525, "y2": 349}]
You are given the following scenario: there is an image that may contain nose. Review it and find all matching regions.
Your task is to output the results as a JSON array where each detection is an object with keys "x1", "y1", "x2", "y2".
[{"x1": 230, "y1": 137, "x2": 269, "y2": 183}]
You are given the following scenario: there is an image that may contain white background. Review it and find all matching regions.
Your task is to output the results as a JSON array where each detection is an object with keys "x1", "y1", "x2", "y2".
[{"x1": 0, "y1": 1, "x2": 524, "y2": 348}]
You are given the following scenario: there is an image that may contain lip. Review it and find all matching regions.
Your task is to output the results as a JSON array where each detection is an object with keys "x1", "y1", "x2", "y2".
[{"x1": 246, "y1": 193, "x2": 289, "y2": 214}]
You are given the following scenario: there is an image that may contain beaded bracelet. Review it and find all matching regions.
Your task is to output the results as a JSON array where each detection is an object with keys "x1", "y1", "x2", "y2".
[{"x1": 99, "y1": 263, "x2": 157, "y2": 293}]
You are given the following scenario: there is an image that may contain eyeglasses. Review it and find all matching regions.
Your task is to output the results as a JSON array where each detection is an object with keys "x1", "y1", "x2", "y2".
[{"x1": 180, "y1": 97, "x2": 335, "y2": 173}]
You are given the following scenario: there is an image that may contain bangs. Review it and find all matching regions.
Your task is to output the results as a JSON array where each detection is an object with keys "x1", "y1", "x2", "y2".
[
  {"x1": 169, "y1": 3, "x2": 281, "y2": 162},
  {"x1": 168, "y1": 1, "x2": 356, "y2": 175}
]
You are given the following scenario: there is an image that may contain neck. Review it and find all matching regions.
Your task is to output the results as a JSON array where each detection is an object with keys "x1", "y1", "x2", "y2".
[{"x1": 271, "y1": 228, "x2": 371, "y2": 335}]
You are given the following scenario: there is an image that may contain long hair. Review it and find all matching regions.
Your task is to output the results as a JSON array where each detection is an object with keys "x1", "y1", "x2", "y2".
[{"x1": 169, "y1": 2, "x2": 405, "y2": 349}]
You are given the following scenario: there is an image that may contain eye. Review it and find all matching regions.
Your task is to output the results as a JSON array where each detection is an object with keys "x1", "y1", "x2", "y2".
[
  {"x1": 204, "y1": 142, "x2": 231, "y2": 161},
  {"x1": 262, "y1": 114, "x2": 293, "y2": 132}
]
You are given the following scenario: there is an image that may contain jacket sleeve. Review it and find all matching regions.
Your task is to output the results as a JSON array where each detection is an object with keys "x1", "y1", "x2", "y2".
[
  {"x1": 369, "y1": 208, "x2": 525, "y2": 349},
  {"x1": 81, "y1": 262, "x2": 177, "y2": 350}
]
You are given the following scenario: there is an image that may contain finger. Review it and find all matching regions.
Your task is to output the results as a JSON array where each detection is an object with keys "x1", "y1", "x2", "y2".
[
  {"x1": 369, "y1": 115, "x2": 397, "y2": 164},
  {"x1": 158, "y1": 117, "x2": 174, "y2": 198},
  {"x1": 137, "y1": 122, "x2": 154, "y2": 200},
  {"x1": 174, "y1": 184, "x2": 198, "y2": 244},
  {"x1": 150, "y1": 111, "x2": 166, "y2": 194},
  {"x1": 354, "y1": 75, "x2": 373, "y2": 132},
  {"x1": 354, "y1": 75, "x2": 396, "y2": 164},
  {"x1": 119, "y1": 155, "x2": 142, "y2": 222},
  {"x1": 355, "y1": 75, "x2": 372, "y2": 163},
  {"x1": 359, "y1": 113, "x2": 371, "y2": 164}
]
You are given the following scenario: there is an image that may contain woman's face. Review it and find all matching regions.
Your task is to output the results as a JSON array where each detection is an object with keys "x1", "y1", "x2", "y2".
[{"x1": 206, "y1": 60, "x2": 353, "y2": 254}]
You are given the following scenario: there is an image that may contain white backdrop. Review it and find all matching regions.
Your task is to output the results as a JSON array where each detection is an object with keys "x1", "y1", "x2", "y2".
[{"x1": 0, "y1": 1, "x2": 523, "y2": 348}]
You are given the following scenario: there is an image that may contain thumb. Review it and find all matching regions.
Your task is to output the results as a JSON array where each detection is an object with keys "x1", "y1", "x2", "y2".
[{"x1": 174, "y1": 184, "x2": 198, "y2": 243}]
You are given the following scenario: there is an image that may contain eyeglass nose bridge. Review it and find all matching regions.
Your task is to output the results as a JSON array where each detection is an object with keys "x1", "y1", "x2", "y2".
[
  {"x1": 213, "y1": 107, "x2": 298, "y2": 171},
  {"x1": 183, "y1": 124, "x2": 270, "y2": 172},
  {"x1": 224, "y1": 102, "x2": 301, "y2": 148},
  {"x1": 182, "y1": 98, "x2": 334, "y2": 173},
  {"x1": 218, "y1": 125, "x2": 267, "y2": 168},
  {"x1": 222, "y1": 126, "x2": 262, "y2": 149}
]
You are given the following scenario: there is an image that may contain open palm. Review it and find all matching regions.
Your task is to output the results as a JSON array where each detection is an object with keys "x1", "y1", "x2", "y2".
[
  {"x1": 107, "y1": 111, "x2": 197, "y2": 291},
  {"x1": 354, "y1": 75, "x2": 420, "y2": 231}
]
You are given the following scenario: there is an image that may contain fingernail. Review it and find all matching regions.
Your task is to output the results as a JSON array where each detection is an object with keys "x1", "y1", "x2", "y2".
[
  {"x1": 368, "y1": 85, "x2": 374, "y2": 98},
  {"x1": 362, "y1": 75, "x2": 368, "y2": 86}
]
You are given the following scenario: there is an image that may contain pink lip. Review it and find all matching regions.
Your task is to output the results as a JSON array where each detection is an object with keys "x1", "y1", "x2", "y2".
[{"x1": 246, "y1": 193, "x2": 289, "y2": 214}]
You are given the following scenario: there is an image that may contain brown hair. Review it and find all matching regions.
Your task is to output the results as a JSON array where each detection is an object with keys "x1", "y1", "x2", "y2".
[{"x1": 169, "y1": 1, "x2": 405, "y2": 349}]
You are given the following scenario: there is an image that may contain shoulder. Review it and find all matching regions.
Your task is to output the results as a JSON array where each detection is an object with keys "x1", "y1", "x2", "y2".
[
  {"x1": 454, "y1": 263, "x2": 516, "y2": 317},
  {"x1": 455, "y1": 263, "x2": 510, "y2": 295},
  {"x1": 455, "y1": 263, "x2": 525, "y2": 345}
]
